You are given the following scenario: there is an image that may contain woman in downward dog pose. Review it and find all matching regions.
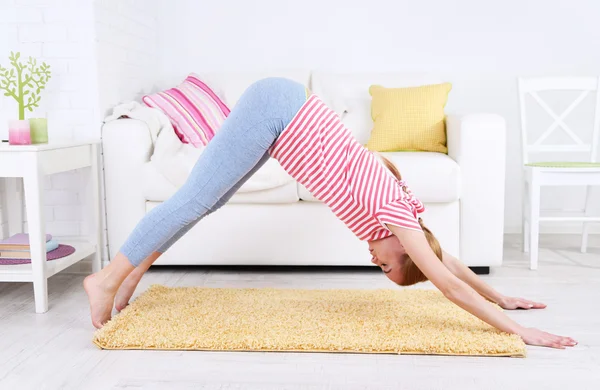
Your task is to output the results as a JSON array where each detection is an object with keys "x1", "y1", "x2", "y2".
[{"x1": 85, "y1": 77, "x2": 576, "y2": 349}]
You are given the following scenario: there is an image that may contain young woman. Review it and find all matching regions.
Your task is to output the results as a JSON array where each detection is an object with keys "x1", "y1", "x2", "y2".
[{"x1": 85, "y1": 77, "x2": 576, "y2": 350}]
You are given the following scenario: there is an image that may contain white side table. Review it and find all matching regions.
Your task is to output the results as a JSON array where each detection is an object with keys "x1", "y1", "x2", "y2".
[{"x1": 0, "y1": 140, "x2": 102, "y2": 313}]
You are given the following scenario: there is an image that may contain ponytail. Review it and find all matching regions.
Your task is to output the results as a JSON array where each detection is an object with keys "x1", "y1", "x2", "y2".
[
  {"x1": 378, "y1": 154, "x2": 443, "y2": 286},
  {"x1": 379, "y1": 153, "x2": 402, "y2": 181}
]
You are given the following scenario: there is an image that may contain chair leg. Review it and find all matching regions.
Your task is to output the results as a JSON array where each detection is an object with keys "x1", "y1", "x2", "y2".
[
  {"x1": 522, "y1": 181, "x2": 530, "y2": 253},
  {"x1": 581, "y1": 185, "x2": 592, "y2": 253},
  {"x1": 529, "y1": 175, "x2": 541, "y2": 270}
]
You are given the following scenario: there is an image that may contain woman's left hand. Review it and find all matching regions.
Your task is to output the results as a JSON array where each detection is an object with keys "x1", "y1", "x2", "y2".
[{"x1": 499, "y1": 296, "x2": 546, "y2": 310}]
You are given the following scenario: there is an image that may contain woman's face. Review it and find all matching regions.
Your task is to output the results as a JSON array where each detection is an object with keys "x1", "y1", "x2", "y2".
[{"x1": 368, "y1": 236, "x2": 407, "y2": 285}]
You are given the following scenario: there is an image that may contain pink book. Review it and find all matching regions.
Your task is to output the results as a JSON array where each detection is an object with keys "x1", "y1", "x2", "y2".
[{"x1": 0, "y1": 233, "x2": 52, "y2": 250}]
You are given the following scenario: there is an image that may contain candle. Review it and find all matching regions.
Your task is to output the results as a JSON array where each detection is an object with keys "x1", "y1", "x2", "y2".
[
  {"x1": 8, "y1": 120, "x2": 31, "y2": 145},
  {"x1": 29, "y1": 118, "x2": 48, "y2": 144}
]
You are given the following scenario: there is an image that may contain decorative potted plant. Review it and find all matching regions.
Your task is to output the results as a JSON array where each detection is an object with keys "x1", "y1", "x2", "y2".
[{"x1": 0, "y1": 51, "x2": 51, "y2": 144}]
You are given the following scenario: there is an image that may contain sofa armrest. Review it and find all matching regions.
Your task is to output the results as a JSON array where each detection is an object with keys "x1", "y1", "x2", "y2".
[
  {"x1": 102, "y1": 119, "x2": 153, "y2": 259},
  {"x1": 446, "y1": 114, "x2": 507, "y2": 267}
]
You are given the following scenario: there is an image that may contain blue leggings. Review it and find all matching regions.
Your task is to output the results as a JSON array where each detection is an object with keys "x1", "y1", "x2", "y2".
[{"x1": 120, "y1": 78, "x2": 307, "y2": 266}]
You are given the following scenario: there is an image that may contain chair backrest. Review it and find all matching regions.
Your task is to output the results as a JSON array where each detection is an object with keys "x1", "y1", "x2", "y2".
[{"x1": 518, "y1": 77, "x2": 600, "y2": 164}]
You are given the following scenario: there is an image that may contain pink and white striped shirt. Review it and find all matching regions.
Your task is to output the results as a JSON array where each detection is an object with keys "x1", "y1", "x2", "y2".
[{"x1": 270, "y1": 95, "x2": 424, "y2": 242}]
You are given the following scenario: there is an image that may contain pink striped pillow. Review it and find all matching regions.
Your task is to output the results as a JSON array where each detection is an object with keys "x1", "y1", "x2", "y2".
[{"x1": 142, "y1": 74, "x2": 230, "y2": 147}]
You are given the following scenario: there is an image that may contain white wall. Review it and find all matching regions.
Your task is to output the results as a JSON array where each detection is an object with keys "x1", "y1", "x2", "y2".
[
  {"x1": 0, "y1": 0, "x2": 100, "y2": 240},
  {"x1": 156, "y1": 0, "x2": 600, "y2": 233},
  {"x1": 1, "y1": 0, "x2": 597, "y2": 244},
  {"x1": 0, "y1": 0, "x2": 158, "y2": 260},
  {"x1": 94, "y1": 0, "x2": 158, "y2": 117},
  {"x1": 0, "y1": 1, "x2": 100, "y2": 140},
  {"x1": 93, "y1": 0, "x2": 158, "y2": 259}
]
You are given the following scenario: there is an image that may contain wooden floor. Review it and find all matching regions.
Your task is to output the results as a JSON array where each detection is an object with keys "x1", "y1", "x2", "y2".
[{"x1": 0, "y1": 234, "x2": 599, "y2": 390}]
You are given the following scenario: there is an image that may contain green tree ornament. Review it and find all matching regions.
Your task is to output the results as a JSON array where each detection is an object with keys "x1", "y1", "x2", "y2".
[{"x1": 0, "y1": 51, "x2": 52, "y2": 120}]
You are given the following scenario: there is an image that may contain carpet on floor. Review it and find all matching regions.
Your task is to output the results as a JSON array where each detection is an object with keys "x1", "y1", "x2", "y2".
[{"x1": 93, "y1": 285, "x2": 526, "y2": 357}]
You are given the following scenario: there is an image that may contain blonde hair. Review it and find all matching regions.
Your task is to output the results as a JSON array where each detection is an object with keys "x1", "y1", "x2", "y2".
[{"x1": 378, "y1": 154, "x2": 443, "y2": 286}]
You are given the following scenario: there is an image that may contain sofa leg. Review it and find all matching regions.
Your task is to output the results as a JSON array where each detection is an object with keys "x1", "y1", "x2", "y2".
[{"x1": 469, "y1": 266, "x2": 490, "y2": 275}]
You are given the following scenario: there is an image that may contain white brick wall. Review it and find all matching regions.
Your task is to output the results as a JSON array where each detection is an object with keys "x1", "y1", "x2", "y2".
[
  {"x1": 94, "y1": 0, "x2": 158, "y2": 116},
  {"x1": 19, "y1": 24, "x2": 67, "y2": 42},
  {"x1": 93, "y1": 0, "x2": 158, "y2": 262},
  {"x1": 21, "y1": 171, "x2": 82, "y2": 236},
  {"x1": 0, "y1": 1, "x2": 100, "y2": 138},
  {"x1": 0, "y1": 0, "x2": 158, "y2": 261}
]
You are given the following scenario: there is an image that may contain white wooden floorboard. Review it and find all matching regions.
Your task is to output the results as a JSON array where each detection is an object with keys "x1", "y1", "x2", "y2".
[{"x1": 0, "y1": 234, "x2": 599, "y2": 390}]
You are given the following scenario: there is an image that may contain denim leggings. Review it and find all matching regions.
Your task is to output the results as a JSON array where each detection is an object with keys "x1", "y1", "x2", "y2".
[{"x1": 120, "y1": 78, "x2": 307, "y2": 266}]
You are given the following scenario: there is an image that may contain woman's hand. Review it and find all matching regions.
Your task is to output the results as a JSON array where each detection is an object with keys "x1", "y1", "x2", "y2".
[
  {"x1": 518, "y1": 327, "x2": 577, "y2": 349},
  {"x1": 499, "y1": 296, "x2": 547, "y2": 310}
]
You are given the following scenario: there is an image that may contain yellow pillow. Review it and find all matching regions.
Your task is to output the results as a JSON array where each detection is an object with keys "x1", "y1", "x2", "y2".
[{"x1": 367, "y1": 83, "x2": 452, "y2": 153}]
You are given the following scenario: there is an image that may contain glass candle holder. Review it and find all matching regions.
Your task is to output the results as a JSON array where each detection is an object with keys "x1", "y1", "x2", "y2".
[
  {"x1": 8, "y1": 120, "x2": 32, "y2": 145},
  {"x1": 29, "y1": 118, "x2": 48, "y2": 144}
]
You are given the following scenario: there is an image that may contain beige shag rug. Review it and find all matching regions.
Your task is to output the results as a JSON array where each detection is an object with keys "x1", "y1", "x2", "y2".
[{"x1": 93, "y1": 285, "x2": 526, "y2": 357}]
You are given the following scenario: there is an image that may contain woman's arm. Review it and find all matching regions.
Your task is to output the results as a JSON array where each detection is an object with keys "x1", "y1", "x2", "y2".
[
  {"x1": 389, "y1": 225, "x2": 576, "y2": 349},
  {"x1": 442, "y1": 250, "x2": 546, "y2": 310}
]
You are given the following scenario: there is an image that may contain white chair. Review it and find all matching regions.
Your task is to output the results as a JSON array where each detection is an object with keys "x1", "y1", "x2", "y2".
[{"x1": 518, "y1": 77, "x2": 600, "y2": 270}]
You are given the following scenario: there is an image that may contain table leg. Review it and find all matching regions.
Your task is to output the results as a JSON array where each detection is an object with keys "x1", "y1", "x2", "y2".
[
  {"x1": 91, "y1": 144, "x2": 102, "y2": 272},
  {"x1": 5, "y1": 178, "x2": 23, "y2": 236},
  {"x1": 24, "y1": 168, "x2": 48, "y2": 313}
]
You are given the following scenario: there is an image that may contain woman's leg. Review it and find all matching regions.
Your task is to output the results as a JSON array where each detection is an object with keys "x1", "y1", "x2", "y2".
[
  {"x1": 85, "y1": 77, "x2": 306, "y2": 328},
  {"x1": 114, "y1": 151, "x2": 271, "y2": 311},
  {"x1": 113, "y1": 251, "x2": 160, "y2": 312}
]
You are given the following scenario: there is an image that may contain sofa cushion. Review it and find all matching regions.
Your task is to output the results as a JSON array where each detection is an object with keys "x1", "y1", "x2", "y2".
[
  {"x1": 142, "y1": 161, "x2": 299, "y2": 204},
  {"x1": 298, "y1": 152, "x2": 460, "y2": 203},
  {"x1": 142, "y1": 161, "x2": 177, "y2": 202},
  {"x1": 227, "y1": 182, "x2": 299, "y2": 204}
]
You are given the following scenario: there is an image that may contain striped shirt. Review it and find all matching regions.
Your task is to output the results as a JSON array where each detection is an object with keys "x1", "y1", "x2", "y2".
[{"x1": 269, "y1": 95, "x2": 424, "y2": 241}]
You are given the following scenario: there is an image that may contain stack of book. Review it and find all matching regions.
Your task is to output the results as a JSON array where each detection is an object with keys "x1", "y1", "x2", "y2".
[{"x1": 0, "y1": 233, "x2": 59, "y2": 260}]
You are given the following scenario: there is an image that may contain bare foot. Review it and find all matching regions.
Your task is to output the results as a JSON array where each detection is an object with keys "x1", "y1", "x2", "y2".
[
  {"x1": 83, "y1": 273, "x2": 117, "y2": 329},
  {"x1": 114, "y1": 273, "x2": 141, "y2": 312}
]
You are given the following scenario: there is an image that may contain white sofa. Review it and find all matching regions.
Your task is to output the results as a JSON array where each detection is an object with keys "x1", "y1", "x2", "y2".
[{"x1": 102, "y1": 70, "x2": 506, "y2": 269}]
